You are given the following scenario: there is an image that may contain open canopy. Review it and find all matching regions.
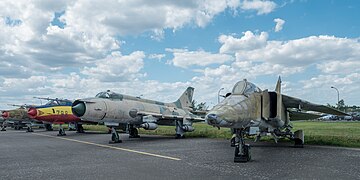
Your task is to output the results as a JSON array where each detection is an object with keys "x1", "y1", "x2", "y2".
[{"x1": 232, "y1": 80, "x2": 261, "y2": 96}]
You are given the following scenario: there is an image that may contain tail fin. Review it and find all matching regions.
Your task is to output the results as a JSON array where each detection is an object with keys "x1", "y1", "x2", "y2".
[
  {"x1": 172, "y1": 87, "x2": 194, "y2": 109},
  {"x1": 275, "y1": 76, "x2": 288, "y2": 124},
  {"x1": 275, "y1": 76, "x2": 281, "y2": 94}
]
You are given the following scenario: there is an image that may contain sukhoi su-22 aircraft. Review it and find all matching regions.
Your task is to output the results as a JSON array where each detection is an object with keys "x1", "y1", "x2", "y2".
[
  {"x1": 72, "y1": 87, "x2": 204, "y2": 143},
  {"x1": 206, "y1": 77, "x2": 348, "y2": 163}
]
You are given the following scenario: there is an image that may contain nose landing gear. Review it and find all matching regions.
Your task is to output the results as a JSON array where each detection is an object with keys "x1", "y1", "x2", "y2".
[{"x1": 234, "y1": 129, "x2": 251, "y2": 163}]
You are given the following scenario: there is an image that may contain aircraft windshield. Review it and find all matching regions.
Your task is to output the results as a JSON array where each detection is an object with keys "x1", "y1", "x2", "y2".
[
  {"x1": 45, "y1": 100, "x2": 72, "y2": 106},
  {"x1": 232, "y1": 80, "x2": 261, "y2": 95}
]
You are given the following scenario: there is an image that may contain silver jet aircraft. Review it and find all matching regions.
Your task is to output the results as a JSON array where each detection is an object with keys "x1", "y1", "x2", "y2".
[
  {"x1": 72, "y1": 87, "x2": 203, "y2": 143},
  {"x1": 206, "y1": 77, "x2": 347, "y2": 163}
]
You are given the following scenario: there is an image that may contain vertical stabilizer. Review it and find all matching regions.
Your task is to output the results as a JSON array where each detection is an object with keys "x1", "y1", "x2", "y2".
[
  {"x1": 275, "y1": 76, "x2": 281, "y2": 94},
  {"x1": 172, "y1": 87, "x2": 194, "y2": 109},
  {"x1": 276, "y1": 76, "x2": 283, "y2": 119},
  {"x1": 275, "y1": 76, "x2": 287, "y2": 125}
]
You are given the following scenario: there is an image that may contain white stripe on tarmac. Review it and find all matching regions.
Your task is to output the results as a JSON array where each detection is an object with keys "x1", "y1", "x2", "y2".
[{"x1": 32, "y1": 133, "x2": 181, "y2": 161}]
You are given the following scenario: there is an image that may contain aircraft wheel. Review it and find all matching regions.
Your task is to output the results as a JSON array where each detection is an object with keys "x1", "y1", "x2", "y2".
[
  {"x1": 109, "y1": 133, "x2": 122, "y2": 144},
  {"x1": 175, "y1": 134, "x2": 185, "y2": 139},
  {"x1": 234, "y1": 144, "x2": 251, "y2": 163},
  {"x1": 230, "y1": 137, "x2": 235, "y2": 147},
  {"x1": 129, "y1": 128, "x2": 140, "y2": 138}
]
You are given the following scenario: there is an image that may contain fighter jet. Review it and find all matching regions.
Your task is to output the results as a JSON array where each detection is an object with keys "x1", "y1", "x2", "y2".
[
  {"x1": 206, "y1": 77, "x2": 348, "y2": 163},
  {"x1": 28, "y1": 97, "x2": 92, "y2": 136},
  {"x1": 1, "y1": 104, "x2": 44, "y2": 132},
  {"x1": 72, "y1": 87, "x2": 203, "y2": 143}
]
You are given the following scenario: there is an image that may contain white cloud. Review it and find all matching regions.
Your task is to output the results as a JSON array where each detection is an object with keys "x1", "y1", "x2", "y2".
[
  {"x1": 81, "y1": 51, "x2": 145, "y2": 82},
  {"x1": 167, "y1": 48, "x2": 234, "y2": 68},
  {"x1": 297, "y1": 73, "x2": 360, "y2": 105},
  {"x1": 240, "y1": 0, "x2": 277, "y2": 15},
  {"x1": 274, "y1": 18, "x2": 285, "y2": 32},
  {"x1": 220, "y1": 32, "x2": 360, "y2": 68},
  {"x1": 219, "y1": 31, "x2": 268, "y2": 53},
  {"x1": 149, "y1": 54, "x2": 166, "y2": 61},
  {"x1": 316, "y1": 60, "x2": 360, "y2": 74}
]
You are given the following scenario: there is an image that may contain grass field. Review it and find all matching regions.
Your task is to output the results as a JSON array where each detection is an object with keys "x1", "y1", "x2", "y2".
[{"x1": 82, "y1": 121, "x2": 360, "y2": 148}]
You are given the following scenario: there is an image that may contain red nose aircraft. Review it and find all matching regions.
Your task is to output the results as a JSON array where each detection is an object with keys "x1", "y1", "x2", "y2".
[{"x1": 28, "y1": 97, "x2": 84, "y2": 136}]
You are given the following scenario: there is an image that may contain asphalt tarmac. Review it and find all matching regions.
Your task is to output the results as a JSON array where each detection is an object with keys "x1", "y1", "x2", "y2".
[{"x1": 0, "y1": 129, "x2": 359, "y2": 180}]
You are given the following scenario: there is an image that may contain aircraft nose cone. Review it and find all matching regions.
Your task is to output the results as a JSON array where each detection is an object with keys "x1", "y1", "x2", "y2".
[
  {"x1": 72, "y1": 102, "x2": 86, "y2": 117},
  {"x1": 2, "y1": 111, "x2": 9, "y2": 118},
  {"x1": 27, "y1": 108, "x2": 38, "y2": 118},
  {"x1": 206, "y1": 113, "x2": 218, "y2": 120},
  {"x1": 206, "y1": 113, "x2": 220, "y2": 125}
]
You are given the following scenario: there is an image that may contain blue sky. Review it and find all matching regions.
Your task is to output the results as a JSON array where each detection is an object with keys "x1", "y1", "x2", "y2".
[{"x1": 0, "y1": 0, "x2": 359, "y2": 110}]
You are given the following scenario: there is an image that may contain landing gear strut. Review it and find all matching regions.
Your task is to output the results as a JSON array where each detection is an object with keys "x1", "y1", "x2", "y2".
[
  {"x1": 230, "y1": 128, "x2": 236, "y2": 147},
  {"x1": 175, "y1": 120, "x2": 185, "y2": 139},
  {"x1": 68, "y1": 122, "x2": 76, "y2": 131},
  {"x1": 128, "y1": 124, "x2": 140, "y2": 138},
  {"x1": 76, "y1": 123, "x2": 85, "y2": 133},
  {"x1": 57, "y1": 124, "x2": 66, "y2": 136},
  {"x1": 234, "y1": 129, "x2": 251, "y2": 163},
  {"x1": 1, "y1": 123, "x2": 6, "y2": 131},
  {"x1": 109, "y1": 127, "x2": 122, "y2": 144},
  {"x1": 45, "y1": 124, "x2": 53, "y2": 131},
  {"x1": 26, "y1": 124, "x2": 34, "y2": 132}
]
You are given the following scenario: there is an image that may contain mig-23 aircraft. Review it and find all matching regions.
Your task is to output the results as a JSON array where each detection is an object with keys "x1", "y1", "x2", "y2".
[
  {"x1": 27, "y1": 97, "x2": 91, "y2": 136},
  {"x1": 71, "y1": 87, "x2": 204, "y2": 143},
  {"x1": 206, "y1": 77, "x2": 348, "y2": 163}
]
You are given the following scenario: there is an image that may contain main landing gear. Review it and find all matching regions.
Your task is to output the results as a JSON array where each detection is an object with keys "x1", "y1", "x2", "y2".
[
  {"x1": 76, "y1": 123, "x2": 85, "y2": 133},
  {"x1": 26, "y1": 124, "x2": 34, "y2": 133},
  {"x1": 292, "y1": 130, "x2": 304, "y2": 148},
  {"x1": 57, "y1": 124, "x2": 66, "y2": 136},
  {"x1": 109, "y1": 127, "x2": 122, "y2": 144},
  {"x1": 128, "y1": 124, "x2": 140, "y2": 138},
  {"x1": 1, "y1": 123, "x2": 6, "y2": 131},
  {"x1": 233, "y1": 129, "x2": 251, "y2": 163},
  {"x1": 45, "y1": 124, "x2": 53, "y2": 131},
  {"x1": 175, "y1": 120, "x2": 185, "y2": 139}
]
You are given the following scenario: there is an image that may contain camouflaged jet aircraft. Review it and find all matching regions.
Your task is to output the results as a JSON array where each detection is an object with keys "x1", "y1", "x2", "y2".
[
  {"x1": 72, "y1": 87, "x2": 203, "y2": 143},
  {"x1": 206, "y1": 77, "x2": 348, "y2": 163},
  {"x1": 1, "y1": 105, "x2": 44, "y2": 132}
]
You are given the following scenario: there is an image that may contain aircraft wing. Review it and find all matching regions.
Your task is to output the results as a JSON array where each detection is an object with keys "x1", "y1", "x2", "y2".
[
  {"x1": 288, "y1": 111, "x2": 323, "y2": 121},
  {"x1": 282, "y1": 95, "x2": 348, "y2": 116},
  {"x1": 137, "y1": 111, "x2": 204, "y2": 122}
]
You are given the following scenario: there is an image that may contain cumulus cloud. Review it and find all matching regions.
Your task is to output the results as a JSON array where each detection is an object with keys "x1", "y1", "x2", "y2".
[
  {"x1": 240, "y1": 0, "x2": 277, "y2": 15},
  {"x1": 81, "y1": 51, "x2": 145, "y2": 82},
  {"x1": 316, "y1": 60, "x2": 360, "y2": 74},
  {"x1": 166, "y1": 48, "x2": 234, "y2": 68},
  {"x1": 219, "y1": 31, "x2": 268, "y2": 53},
  {"x1": 296, "y1": 73, "x2": 360, "y2": 105},
  {"x1": 149, "y1": 54, "x2": 166, "y2": 61},
  {"x1": 219, "y1": 32, "x2": 360, "y2": 68},
  {"x1": 274, "y1": 18, "x2": 285, "y2": 32}
]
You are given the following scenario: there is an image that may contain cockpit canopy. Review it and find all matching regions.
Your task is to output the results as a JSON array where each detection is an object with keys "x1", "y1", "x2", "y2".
[
  {"x1": 45, "y1": 99, "x2": 72, "y2": 106},
  {"x1": 95, "y1": 90, "x2": 123, "y2": 100},
  {"x1": 232, "y1": 80, "x2": 261, "y2": 96}
]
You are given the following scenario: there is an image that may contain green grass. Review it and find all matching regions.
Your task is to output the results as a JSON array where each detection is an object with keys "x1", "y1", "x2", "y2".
[{"x1": 81, "y1": 121, "x2": 360, "y2": 148}]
